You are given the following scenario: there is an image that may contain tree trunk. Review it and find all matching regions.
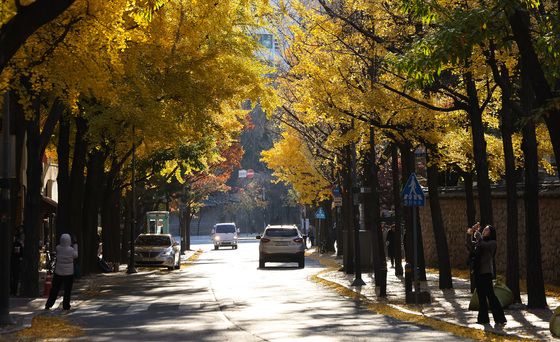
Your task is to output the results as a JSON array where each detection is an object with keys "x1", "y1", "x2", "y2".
[
  {"x1": 321, "y1": 200, "x2": 335, "y2": 253},
  {"x1": 120, "y1": 192, "x2": 131, "y2": 264},
  {"x1": 426, "y1": 152, "x2": 453, "y2": 289},
  {"x1": 0, "y1": 0, "x2": 77, "y2": 73},
  {"x1": 341, "y1": 148, "x2": 354, "y2": 274},
  {"x1": 391, "y1": 144, "x2": 403, "y2": 276},
  {"x1": 101, "y1": 188, "x2": 121, "y2": 265},
  {"x1": 82, "y1": 150, "x2": 105, "y2": 274},
  {"x1": 362, "y1": 127, "x2": 386, "y2": 284},
  {"x1": 181, "y1": 205, "x2": 191, "y2": 252},
  {"x1": 507, "y1": 8, "x2": 560, "y2": 177},
  {"x1": 56, "y1": 115, "x2": 70, "y2": 235},
  {"x1": 495, "y1": 65, "x2": 522, "y2": 303},
  {"x1": 464, "y1": 71, "x2": 493, "y2": 226},
  {"x1": 520, "y1": 60, "x2": 547, "y2": 309},
  {"x1": 69, "y1": 116, "x2": 87, "y2": 276},
  {"x1": 69, "y1": 117, "x2": 87, "y2": 237},
  {"x1": 462, "y1": 172, "x2": 476, "y2": 227},
  {"x1": 20, "y1": 102, "x2": 41, "y2": 298}
]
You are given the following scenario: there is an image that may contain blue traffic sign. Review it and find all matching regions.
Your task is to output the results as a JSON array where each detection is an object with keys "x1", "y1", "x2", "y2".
[
  {"x1": 315, "y1": 207, "x2": 326, "y2": 219},
  {"x1": 332, "y1": 186, "x2": 341, "y2": 197},
  {"x1": 402, "y1": 173, "x2": 425, "y2": 206}
]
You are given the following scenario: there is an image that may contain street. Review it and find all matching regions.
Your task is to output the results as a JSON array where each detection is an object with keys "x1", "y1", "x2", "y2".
[{"x1": 57, "y1": 237, "x2": 466, "y2": 341}]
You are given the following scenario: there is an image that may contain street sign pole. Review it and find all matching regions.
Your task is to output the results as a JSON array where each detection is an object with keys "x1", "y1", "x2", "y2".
[
  {"x1": 401, "y1": 172, "x2": 427, "y2": 304},
  {"x1": 413, "y1": 205, "x2": 419, "y2": 304}
]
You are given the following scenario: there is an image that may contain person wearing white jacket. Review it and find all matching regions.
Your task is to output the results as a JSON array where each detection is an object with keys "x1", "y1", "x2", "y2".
[{"x1": 45, "y1": 234, "x2": 78, "y2": 310}]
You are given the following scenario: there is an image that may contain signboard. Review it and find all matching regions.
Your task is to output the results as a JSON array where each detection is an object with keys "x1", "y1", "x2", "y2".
[
  {"x1": 333, "y1": 196, "x2": 342, "y2": 207},
  {"x1": 315, "y1": 207, "x2": 326, "y2": 219},
  {"x1": 247, "y1": 169, "x2": 254, "y2": 178},
  {"x1": 332, "y1": 186, "x2": 341, "y2": 197},
  {"x1": 238, "y1": 169, "x2": 247, "y2": 178},
  {"x1": 402, "y1": 173, "x2": 425, "y2": 207}
]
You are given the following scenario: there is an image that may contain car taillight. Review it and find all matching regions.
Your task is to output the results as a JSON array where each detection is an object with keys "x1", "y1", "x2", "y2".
[
  {"x1": 261, "y1": 238, "x2": 271, "y2": 243},
  {"x1": 293, "y1": 237, "x2": 303, "y2": 243}
]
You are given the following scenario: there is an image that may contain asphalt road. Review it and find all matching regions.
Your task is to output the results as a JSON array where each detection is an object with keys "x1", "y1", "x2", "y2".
[{"x1": 65, "y1": 236, "x2": 466, "y2": 341}]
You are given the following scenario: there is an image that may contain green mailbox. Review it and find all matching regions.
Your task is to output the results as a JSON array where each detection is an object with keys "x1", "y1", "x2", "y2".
[{"x1": 146, "y1": 211, "x2": 170, "y2": 234}]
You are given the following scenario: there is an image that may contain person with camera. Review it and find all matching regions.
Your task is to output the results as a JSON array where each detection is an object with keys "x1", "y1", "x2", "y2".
[{"x1": 468, "y1": 225, "x2": 506, "y2": 325}]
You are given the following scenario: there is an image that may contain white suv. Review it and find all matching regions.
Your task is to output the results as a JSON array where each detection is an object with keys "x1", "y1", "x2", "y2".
[
  {"x1": 257, "y1": 225, "x2": 305, "y2": 268},
  {"x1": 212, "y1": 223, "x2": 239, "y2": 250}
]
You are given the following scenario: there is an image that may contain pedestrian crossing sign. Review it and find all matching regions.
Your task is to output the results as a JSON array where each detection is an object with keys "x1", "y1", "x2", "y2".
[
  {"x1": 402, "y1": 173, "x2": 425, "y2": 206},
  {"x1": 315, "y1": 207, "x2": 326, "y2": 219}
]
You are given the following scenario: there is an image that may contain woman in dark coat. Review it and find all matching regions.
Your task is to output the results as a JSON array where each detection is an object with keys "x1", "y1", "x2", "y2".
[{"x1": 472, "y1": 225, "x2": 506, "y2": 325}]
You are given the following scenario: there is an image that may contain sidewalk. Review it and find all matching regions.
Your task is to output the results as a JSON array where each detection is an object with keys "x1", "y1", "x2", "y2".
[
  {"x1": 0, "y1": 249, "x2": 201, "y2": 336},
  {"x1": 309, "y1": 250, "x2": 559, "y2": 341}
]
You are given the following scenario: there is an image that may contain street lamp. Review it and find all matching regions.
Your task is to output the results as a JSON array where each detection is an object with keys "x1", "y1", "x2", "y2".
[{"x1": 127, "y1": 125, "x2": 138, "y2": 274}]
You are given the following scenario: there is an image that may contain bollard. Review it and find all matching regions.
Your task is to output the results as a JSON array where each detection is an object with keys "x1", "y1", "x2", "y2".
[
  {"x1": 43, "y1": 272, "x2": 52, "y2": 297},
  {"x1": 404, "y1": 263, "x2": 412, "y2": 293}
]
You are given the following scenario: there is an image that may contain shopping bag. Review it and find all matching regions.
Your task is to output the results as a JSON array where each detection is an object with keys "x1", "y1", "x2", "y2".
[
  {"x1": 468, "y1": 290, "x2": 479, "y2": 311},
  {"x1": 467, "y1": 280, "x2": 513, "y2": 311}
]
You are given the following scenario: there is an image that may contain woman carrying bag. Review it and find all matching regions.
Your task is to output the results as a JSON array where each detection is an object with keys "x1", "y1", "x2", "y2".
[{"x1": 471, "y1": 225, "x2": 507, "y2": 325}]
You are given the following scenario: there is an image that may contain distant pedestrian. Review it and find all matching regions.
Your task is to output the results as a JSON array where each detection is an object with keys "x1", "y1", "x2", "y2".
[
  {"x1": 471, "y1": 225, "x2": 506, "y2": 325},
  {"x1": 386, "y1": 225, "x2": 395, "y2": 268},
  {"x1": 10, "y1": 229, "x2": 24, "y2": 296},
  {"x1": 309, "y1": 227, "x2": 315, "y2": 246},
  {"x1": 45, "y1": 234, "x2": 78, "y2": 311}
]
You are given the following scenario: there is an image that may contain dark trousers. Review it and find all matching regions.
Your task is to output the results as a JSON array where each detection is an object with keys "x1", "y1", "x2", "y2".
[
  {"x1": 475, "y1": 273, "x2": 506, "y2": 323},
  {"x1": 45, "y1": 274, "x2": 74, "y2": 310}
]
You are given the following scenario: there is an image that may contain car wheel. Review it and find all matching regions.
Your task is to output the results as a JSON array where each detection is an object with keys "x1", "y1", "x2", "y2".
[
  {"x1": 259, "y1": 259, "x2": 265, "y2": 269},
  {"x1": 167, "y1": 266, "x2": 174, "y2": 271},
  {"x1": 214, "y1": 245, "x2": 218, "y2": 250},
  {"x1": 298, "y1": 256, "x2": 305, "y2": 268}
]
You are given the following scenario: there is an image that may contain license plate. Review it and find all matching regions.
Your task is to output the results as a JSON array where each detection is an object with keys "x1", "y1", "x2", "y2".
[{"x1": 275, "y1": 242, "x2": 289, "y2": 246}]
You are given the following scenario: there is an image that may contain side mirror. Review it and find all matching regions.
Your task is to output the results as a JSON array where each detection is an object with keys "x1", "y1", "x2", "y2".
[
  {"x1": 236, "y1": 229, "x2": 240, "y2": 234},
  {"x1": 302, "y1": 235, "x2": 308, "y2": 239},
  {"x1": 172, "y1": 241, "x2": 179, "y2": 247},
  {"x1": 256, "y1": 235, "x2": 261, "y2": 239},
  {"x1": 211, "y1": 229, "x2": 215, "y2": 234}
]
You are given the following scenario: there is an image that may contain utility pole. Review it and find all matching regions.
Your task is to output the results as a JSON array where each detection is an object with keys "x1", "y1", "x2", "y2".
[{"x1": 1, "y1": 91, "x2": 14, "y2": 324}]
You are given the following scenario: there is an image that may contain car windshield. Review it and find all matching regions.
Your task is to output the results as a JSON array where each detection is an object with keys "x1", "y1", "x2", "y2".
[
  {"x1": 215, "y1": 224, "x2": 236, "y2": 233},
  {"x1": 265, "y1": 228, "x2": 298, "y2": 237},
  {"x1": 135, "y1": 236, "x2": 171, "y2": 246}
]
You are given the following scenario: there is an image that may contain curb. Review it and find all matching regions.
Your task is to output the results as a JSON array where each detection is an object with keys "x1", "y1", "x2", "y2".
[{"x1": 308, "y1": 252, "x2": 538, "y2": 342}]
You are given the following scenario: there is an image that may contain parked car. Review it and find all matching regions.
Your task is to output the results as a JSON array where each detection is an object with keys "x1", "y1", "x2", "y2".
[
  {"x1": 134, "y1": 234, "x2": 180, "y2": 270},
  {"x1": 257, "y1": 225, "x2": 305, "y2": 268},
  {"x1": 211, "y1": 223, "x2": 239, "y2": 250}
]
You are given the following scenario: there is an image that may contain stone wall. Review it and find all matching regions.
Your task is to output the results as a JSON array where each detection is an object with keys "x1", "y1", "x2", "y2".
[{"x1": 418, "y1": 185, "x2": 560, "y2": 285}]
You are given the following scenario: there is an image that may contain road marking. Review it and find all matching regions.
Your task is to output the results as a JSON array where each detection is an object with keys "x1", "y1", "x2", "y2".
[{"x1": 125, "y1": 303, "x2": 150, "y2": 314}]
